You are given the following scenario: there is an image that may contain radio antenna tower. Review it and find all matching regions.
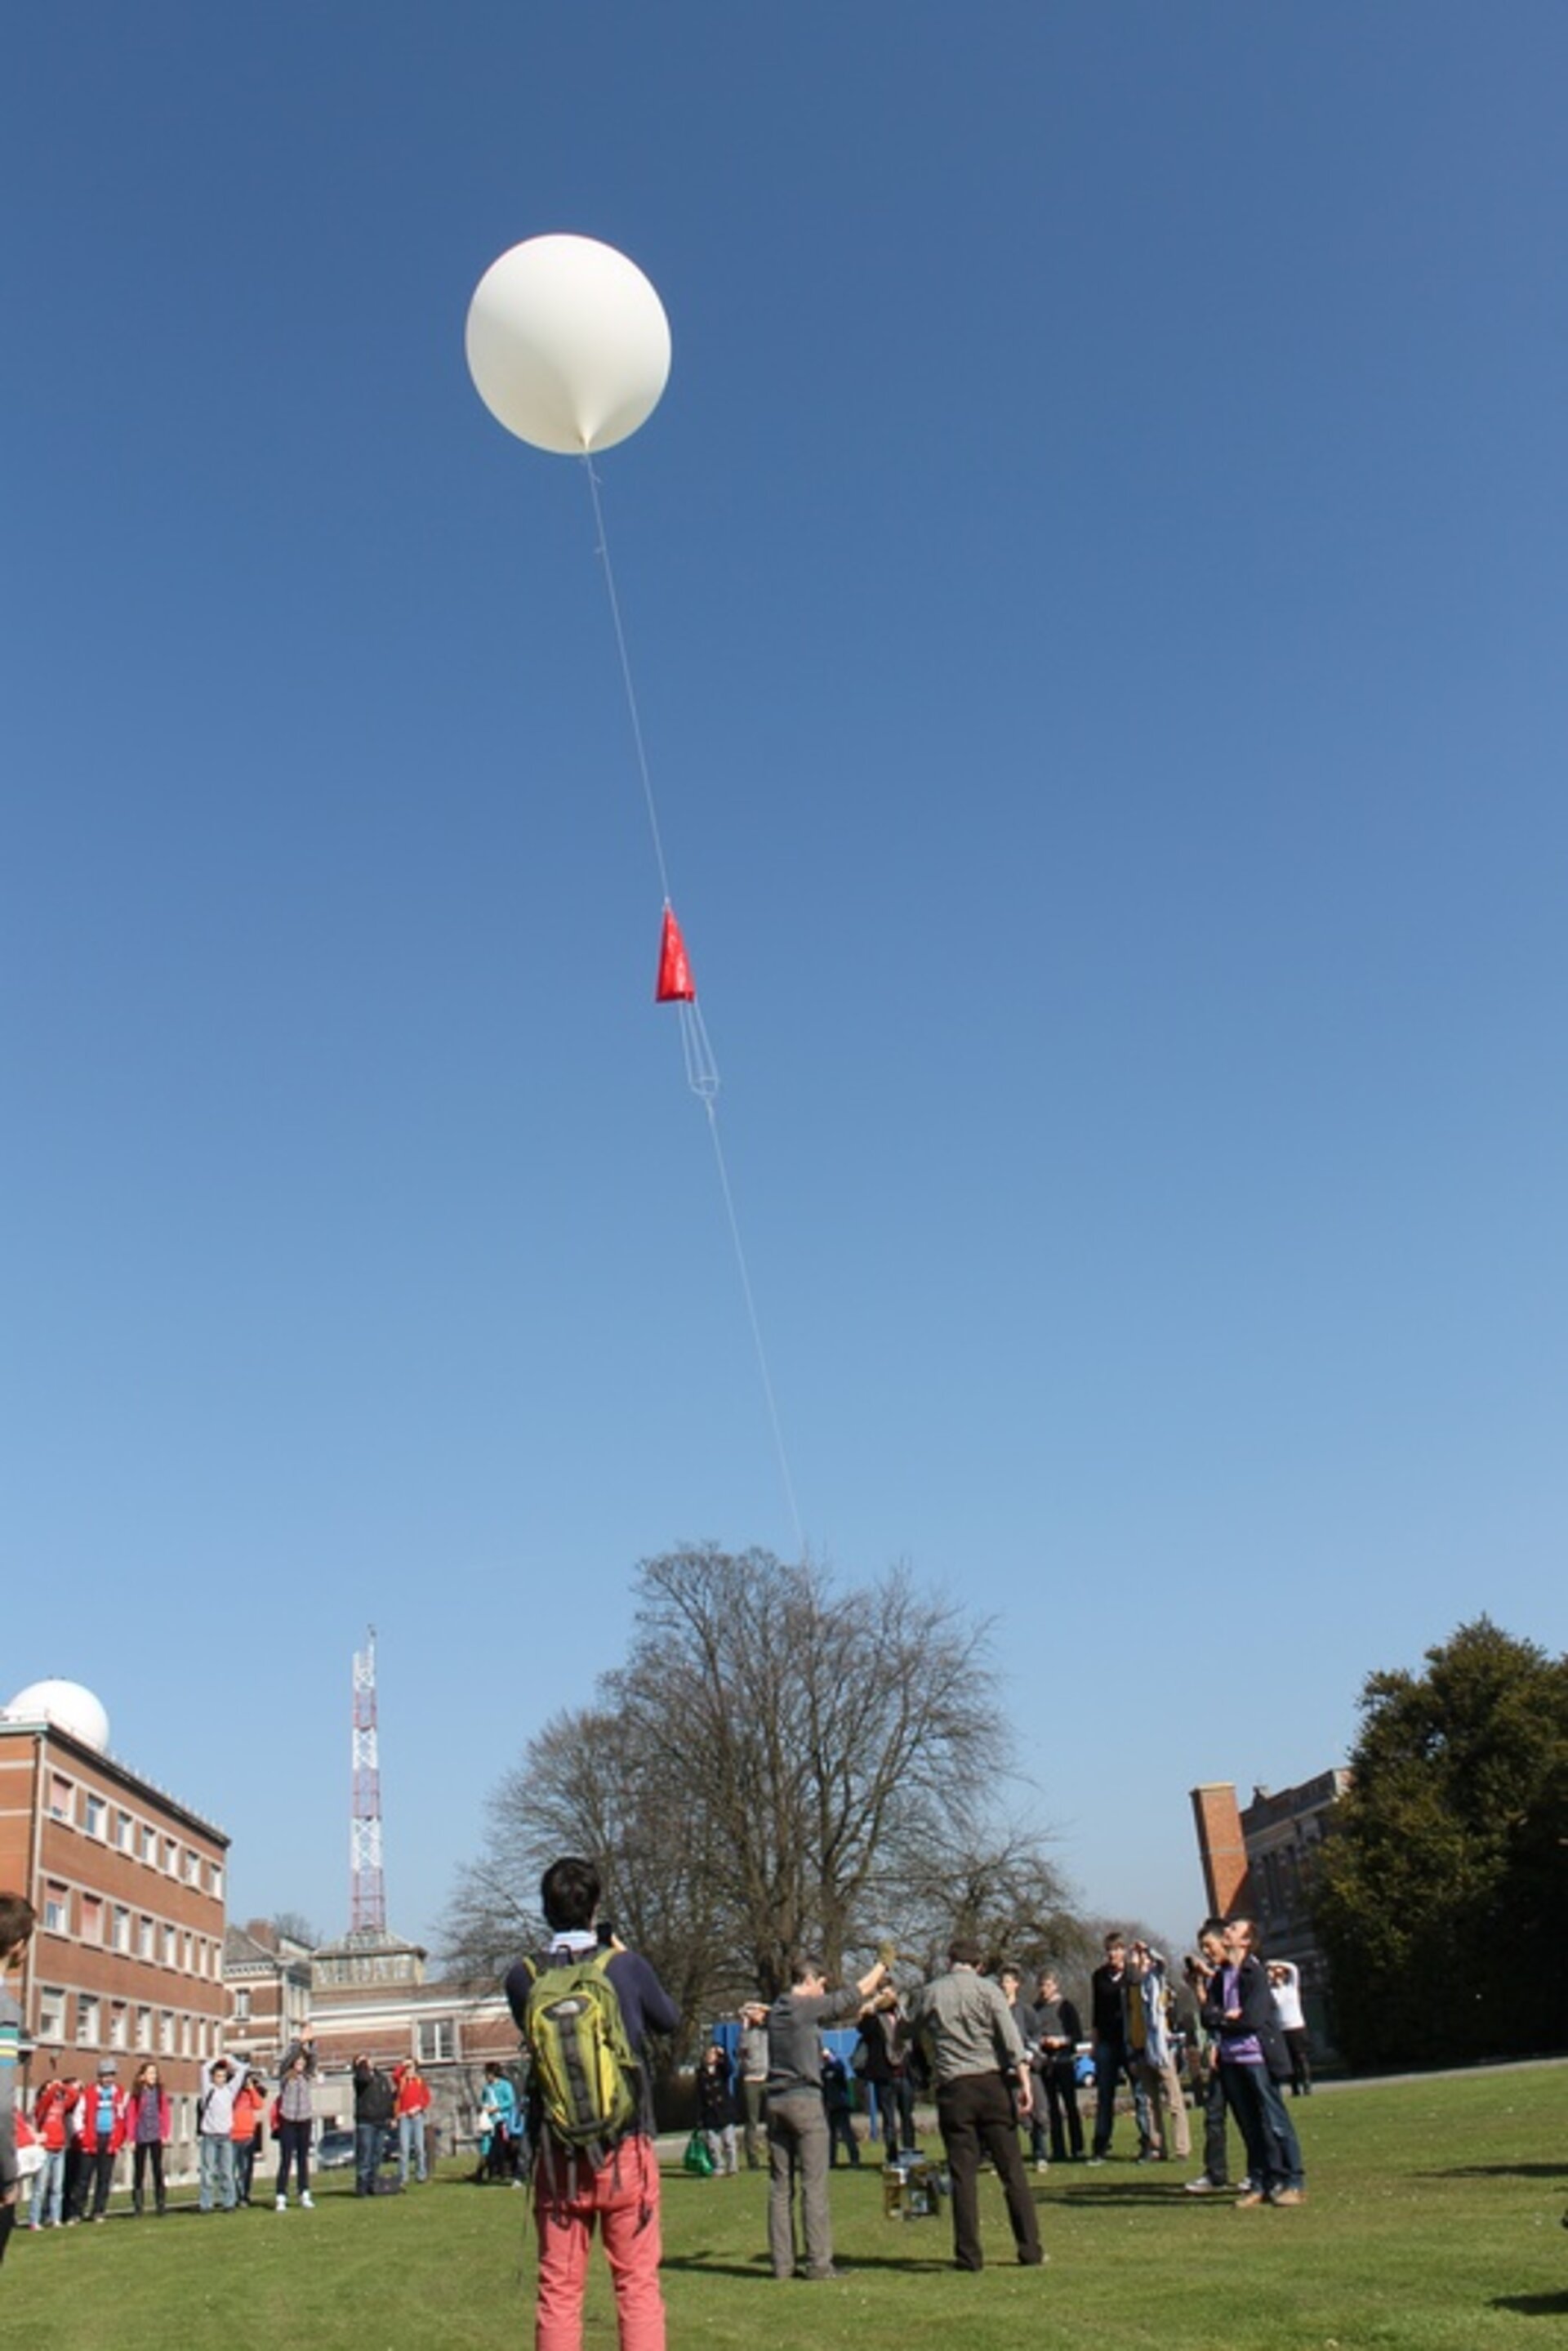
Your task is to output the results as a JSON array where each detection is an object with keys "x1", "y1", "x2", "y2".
[{"x1": 350, "y1": 1626, "x2": 387, "y2": 1937}]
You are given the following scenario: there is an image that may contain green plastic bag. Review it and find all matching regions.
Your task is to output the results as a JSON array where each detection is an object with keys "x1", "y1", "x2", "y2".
[{"x1": 683, "y1": 2128, "x2": 715, "y2": 2177}]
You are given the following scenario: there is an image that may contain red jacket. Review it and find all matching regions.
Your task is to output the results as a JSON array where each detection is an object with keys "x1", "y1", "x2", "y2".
[
  {"x1": 33, "y1": 2081, "x2": 74, "y2": 2152},
  {"x1": 79, "y1": 2082, "x2": 130, "y2": 2154},
  {"x1": 394, "y1": 2068, "x2": 431, "y2": 2117}
]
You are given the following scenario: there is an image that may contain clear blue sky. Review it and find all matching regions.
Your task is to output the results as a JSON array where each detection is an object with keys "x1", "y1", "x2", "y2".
[{"x1": 5, "y1": 1, "x2": 1564, "y2": 1957}]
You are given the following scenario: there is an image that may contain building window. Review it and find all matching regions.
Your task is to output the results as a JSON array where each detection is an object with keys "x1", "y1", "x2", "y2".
[
  {"x1": 161, "y1": 1923, "x2": 176, "y2": 1966},
  {"x1": 110, "y1": 2001, "x2": 129, "y2": 2050},
  {"x1": 42, "y1": 1883, "x2": 69, "y2": 1934},
  {"x1": 163, "y1": 1838, "x2": 179, "y2": 1875},
  {"x1": 136, "y1": 2006, "x2": 153, "y2": 2051},
  {"x1": 180, "y1": 2015, "x2": 192, "y2": 2057},
  {"x1": 184, "y1": 1849, "x2": 200, "y2": 1886},
  {"x1": 159, "y1": 2011, "x2": 174, "y2": 2054},
  {"x1": 416, "y1": 2018, "x2": 456, "y2": 2063},
  {"x1": 80, "y1": 1894, "x2": 103, "y2": 1943},
  {"x1": 112, "y1": 1905, "x2": 131, "y2": 1954},
  {"x1": 210, "y1": 1863, "x2": 225, "y2": 1900},
  {"x1": 49, "y1": 1774, "x2": 74, "y2": 1822},
  {"x1": 140, "y1": 1823, "x2": 158, "y2": 1865},
  {"x1": 139, "y1": 1916, "x2": 154, "y2": 1960},
  {"x1": 37, "y1": 1986, "x2": 66, "y2": 2041},
  {"x1": 84, "y1": 1794, "x2": 108, "y2": 1839},
  {"x1": 233, "y1": 1987, "x2": 252, "y2": 2023},
  {"x1": 77, "y1": 1995, "x2": 100, "y2": 2045},
  {"x1": 116, "y1": 1809, "x2": 135, "y2": 1853}
]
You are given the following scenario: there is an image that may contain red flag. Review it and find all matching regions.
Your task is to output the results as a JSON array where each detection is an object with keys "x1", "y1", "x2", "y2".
[{"x1": 655, "y1": 904, "x2": 696, "y2": 1002}]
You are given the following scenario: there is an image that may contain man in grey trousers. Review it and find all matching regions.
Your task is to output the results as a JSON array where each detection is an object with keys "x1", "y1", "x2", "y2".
[{"x1": 757, "y1": 1948, "x2": 890, "y2": 2279}]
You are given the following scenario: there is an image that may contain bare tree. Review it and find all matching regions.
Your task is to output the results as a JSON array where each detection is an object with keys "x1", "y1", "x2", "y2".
[{"x1": 444, "y1": 1546, "x2": 1078, "y2": 2040}]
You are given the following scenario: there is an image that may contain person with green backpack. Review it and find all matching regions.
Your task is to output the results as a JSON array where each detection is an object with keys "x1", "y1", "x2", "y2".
[{"x1": 505, "y1": 1857, "x2": 679, "y2": 2351}]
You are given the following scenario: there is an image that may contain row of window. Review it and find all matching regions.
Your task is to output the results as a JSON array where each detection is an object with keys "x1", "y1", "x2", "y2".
[
  {"x1": 40, "y1": 1883, "x2": 222, "y2": 1980},
  {"x1": 35, "y1": 1986, "x2": 224, "y2": 2062},
  {"x1": 46, "y1": 1774, "x2": 222, "y2": 1898}
]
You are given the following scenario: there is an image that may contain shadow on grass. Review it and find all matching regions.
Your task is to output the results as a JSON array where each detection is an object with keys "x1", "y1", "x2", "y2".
[
  {"x1": 1421, "y1": 2164, "x2": 1568, "y2": 2182},
  {"x1": 1490, "y1": 2291, "x2": 1568, "y2": 2317},
  {"x1": 664, "y1": 2253, "x2": 951, "y2": 2277}
]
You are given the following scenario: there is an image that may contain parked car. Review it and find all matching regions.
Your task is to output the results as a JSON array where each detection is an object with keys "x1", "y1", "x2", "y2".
[{"x1": 314, "y1": 2125, "x2": 399, "y2": 2170}]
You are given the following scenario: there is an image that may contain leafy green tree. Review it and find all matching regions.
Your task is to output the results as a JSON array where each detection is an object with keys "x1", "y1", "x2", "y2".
[{"x1": 1312, "y1": 1618, "x2": 1568, "y2": 2068}]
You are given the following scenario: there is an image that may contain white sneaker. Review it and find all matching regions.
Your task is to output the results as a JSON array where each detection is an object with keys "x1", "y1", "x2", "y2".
[
  {"x1": 274, "y1": 2195, "x2": 287, "y2": 2211},
  {"x1": 301, "y1": 2193, "x2": 314, "y2": 2210}
]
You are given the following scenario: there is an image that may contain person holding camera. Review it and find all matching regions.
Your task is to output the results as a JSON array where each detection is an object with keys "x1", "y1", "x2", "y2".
[{"x1": 760, "y1": 1947, "x2": 890, "y2": 2281}]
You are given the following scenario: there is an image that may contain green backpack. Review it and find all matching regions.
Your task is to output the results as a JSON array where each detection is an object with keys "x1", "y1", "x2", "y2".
[{"x1": 519, "y1": 1947, "x2": 639, "y2": 2155}]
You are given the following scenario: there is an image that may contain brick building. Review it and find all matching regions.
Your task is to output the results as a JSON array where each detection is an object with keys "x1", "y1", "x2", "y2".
[
  {"x1": 0, "y1": 1680, "x2": 229, "y2": 2178},
  {"x1": 1189, "y1": 1768, "x2": 1351, "y2": 2052},
  {"x1": 223, "y1": 1917, "x2": 314, "y2": 2067}
]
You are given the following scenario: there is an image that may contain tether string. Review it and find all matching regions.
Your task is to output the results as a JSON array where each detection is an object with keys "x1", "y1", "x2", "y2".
[
  {"x1": 579, "y1": 452, "x2": 805, "y2": 1558},
  {"x1": 583, "y1": 456, "x2": 672, "y2": 907}
]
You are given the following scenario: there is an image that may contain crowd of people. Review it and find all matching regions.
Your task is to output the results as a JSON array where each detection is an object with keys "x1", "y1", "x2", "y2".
[
  {"x1": 3, "y1": 1865, "x2": 1315, "y2": 2351},
  {"x1": 0, "y1": 1884, "x2": 446, "y2": 2259}
]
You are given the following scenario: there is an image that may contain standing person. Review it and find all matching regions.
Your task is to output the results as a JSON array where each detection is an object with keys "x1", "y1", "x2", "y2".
[
  {"x1": 198, "y1": 2057, "x2": 240, "y2": 2212},
  {"x1": 820, "y1": 2045, "x2": 861, "y2": 2168},
  {"x1": 231, "y1": 2070, "x2": 267, "y2": 2206},
  {"x1": 696, "y1": 2043, "x2": 738, "y2": 2177},
  {"x1": 29, "y1": 2077, "x2": 72, "y2": 2231},
  {"x1": 1267, "y1": 1961, "x2": 1313, "y2": 2095},
  {"x1": 887, "y1": 2001, "x2": 920, "y2": 2152},
  {"x1": 394, "y1": 2059, "x2": 432, "y2": 2186},
  {"x1": 351, "y1": 2054, "x2": 395, "y2": 2197},
  {"x1": 505, "y1": 1856, "x2": 679, "y2": 2351},
  {"x1": 1201, "y1": 1918, "x2": 1306, "y2": 2207},
  {"x1": 127, "y1": 2063, "x2": 171, "y2": 2215},
  {"x1": 1124, "y1": 1943, "x2": 1191, "y2": 2163},
  {"x1": 854, "y1": 1997, "x2": 901, "y2": 2159},
  {"x1": 1088, "y1": 1931, "x2": 1151, "y2": 2161},
  {"x1": 0, "y1": 1892, "x2": 37, "y2": 2272},
  {"x1": 736, "y1": 2005, "x2": 768, "y2": 2171},
  {"x1": 77, "y1": 2060, "x2": 129, "y2": 2221},
  {"x1": 274, "y1": 2044, "x2": 316, "y2": 2211},
  {"x1": 903, "y1": 1938, "x2": 1044, "y2": 2273},
  {"x1": 1183, "y1": 1925, "x2": 1236, "y2": 2194},
  {"x1": 1029, "y1": 1972, "x2": 1084, "y2": 2167},
  {"x1": 760, "y1": 1948, "x2": 889, "y2": 2282},
  {"x1": 55, "y1": 2075, "x2": 87, "y2": 2228},
  {"x1": 477, "y1": 2062, "x2": 518, "y2": 2182}
]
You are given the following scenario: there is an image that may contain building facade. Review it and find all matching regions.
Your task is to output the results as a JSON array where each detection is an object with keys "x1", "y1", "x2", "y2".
[{"x1": 0, "y1": 1684, "x2": 229, "y2": 2177}]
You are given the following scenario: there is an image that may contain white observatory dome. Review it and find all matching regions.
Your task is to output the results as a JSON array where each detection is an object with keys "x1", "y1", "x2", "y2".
[{"x1": 3, "y1": 1680, "x2": 110, "y2": 1751}]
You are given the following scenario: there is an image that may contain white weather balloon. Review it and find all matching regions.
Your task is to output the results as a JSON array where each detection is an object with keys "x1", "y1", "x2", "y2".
[{"x1": 466, "y1": 234, "x2": 671, "y2": 456}]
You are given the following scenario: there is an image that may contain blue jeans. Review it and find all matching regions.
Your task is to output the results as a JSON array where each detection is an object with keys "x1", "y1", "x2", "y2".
[
  {"x1": 864, "y1": 2079, "x2": 899, "y2": 2153},
  {"x1": 198, "y1": 2135, "x2": 236, "y2": 2210},
  {"x1": 29, "y1": 2148, "x2": 65, "y2": 2227},
  {"x1": 354, "y1": 2121, "x2": 384, "y2": 2194},
  {"x1": 1091, "y1": 2042, "x2": 1152, "y2": 2156},
  {"x1": 1220, "y1": 2063, "x2": 1304, "y2": 2194},
  {"x1": 398, "y1": 2112, "x2": 426, "y2": 2184}
]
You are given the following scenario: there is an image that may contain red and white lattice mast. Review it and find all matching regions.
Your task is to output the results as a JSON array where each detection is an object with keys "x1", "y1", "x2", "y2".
[{"x1": 350, "y1": 1627, "x2": 387, "y2": 1937}]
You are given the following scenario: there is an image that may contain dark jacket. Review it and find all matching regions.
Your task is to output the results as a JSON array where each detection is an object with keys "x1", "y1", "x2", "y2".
[
  {"x1": 1200, "y1": 1954, "x2": 1290, "y2": 2079},
  {"x1": 504, "y1": 1939, "x2": 679, "y2": 2139},
  {"x1": 353, "y1": 2061, "x2": 395, "y2": 2127},
  {"x1": 1090, "y1": 1964, "x2": 1128, "y2": 2045},
  {"x1": 695, "y1": 2055, "x2": 734, "y2": 2129}
]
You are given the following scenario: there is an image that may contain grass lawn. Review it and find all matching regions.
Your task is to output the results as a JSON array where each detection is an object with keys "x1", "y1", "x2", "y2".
[{"x1": 5, "y1": 2062, "x2": 1563, "y2": 2350}]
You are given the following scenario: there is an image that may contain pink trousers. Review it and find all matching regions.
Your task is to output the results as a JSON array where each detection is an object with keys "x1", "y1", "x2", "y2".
[{"x1": 534, "y1": 2136, "x2": 665, "y2": 2351}]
